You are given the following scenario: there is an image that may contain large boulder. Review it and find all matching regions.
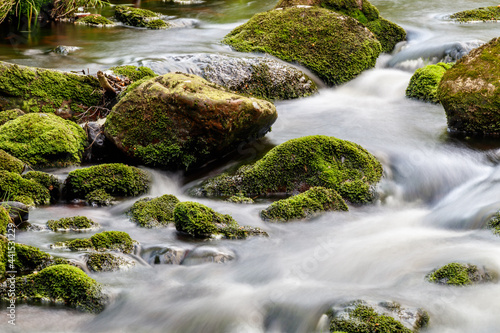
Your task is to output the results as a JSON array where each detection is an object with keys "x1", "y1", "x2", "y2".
[
  {"x1": 223, "y1": 7, "x2": 382, "y2": 86},
  {"x1": 437, "y1": 37, "x2": 500, "y2": 135},
  {"x1": 0, "y1": 113, "x2": 87, "y2": 167},
  {"x1": 104, "y1": 72, "x2": 277, "y2": 169},
  {"x1": 199, "y1": 135, "x2": 383, "y2": 204},
  {"x1": 406, "y1": 63, "x2": 453, "y2": 103}
]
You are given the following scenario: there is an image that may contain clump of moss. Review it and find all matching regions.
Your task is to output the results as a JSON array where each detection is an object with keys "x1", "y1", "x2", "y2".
[
  {"x1": 47, "y1": 216, "x2": 99, "y2": 232},
  {"x1": 128, "y1": 194, "x2": 180, "y2": 228},
  {"x1": 76, "y1": 14, "x2": 114, "y2": 26},
  {"x1": 329, "y1": 303, "x2": 412, "y2": 333},
  {"x1": 64, "y1": 238, "x2": 93, "y2": 251},
  {"x1": 0, "y1": 149, "x2": 24, "y2": 174},
  {"x1": 364, "y1": 17, "x2": 406, "y2": 53},
  {"x1": 85, "y1": 189, "x2": 115, "y2": 206},
  {"x1": 0, "y1": 236, "x2": 7, "y2": 278},
  {"x1": 427, "y1": 263, "x2": 491, "y2": 286},
  {"x1": 114, "y1": 6, "x2": 168, "y2": 29},
  {"x1": 0, "y1": 109, "x2": 24, "y2": 126},
  {"x1": 22, "y1": 171, "x2": 60, "y2": 202},
  {"x1": 0, "y1": 113, "x2": 87, "y2": 168},
  {"x1": 450, "y1": 6, "x2": 500, "y2": 23},
  {"x1": 226, "y1": 194, "x2": 254, "y2": 204},
  {"x1": 65, "y1": 163, "x2": 150, "y2": 200},
  {"x1": 86, "y1": 252, "x2": 132, "y2": 272},
  {"x1": 261, "y1": 187, "x2": 348, "y2": 222},
  {"x1": 406, "y1": 63, "x2": 453, "y2": 103},
  {"x1": 0, "y1": 207, "x2": 9, "y2": 236},
  {"x1": 110, "y1": 65, "x2": 157, "y2": 81},
  {"x1": 3, "y1": 264, "x2": 107, "y2": 313},
  {"x1": 223, "y1": 7, "x2": 381, "y2": 86},
  {"x1": 12, "y1": 243, "x2": 53, "y2": 274},
  {"x1": 0, "y1": 170, "x2": 50, "y2": 205},
  {"x1": 58, "y1": 231, "x2": 134, "y2": 253},
  {"x1": 201, "y1": 136, "x2": 382, "y2": 204},
  {"x1": 0, "y1": 61, "x2": 104, "y2": 117},
  {"x1": 146, "y1": 19, "x2": 168, "y2": 29}
]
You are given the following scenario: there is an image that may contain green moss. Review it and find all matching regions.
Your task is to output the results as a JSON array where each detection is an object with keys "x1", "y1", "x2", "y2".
[
  {"x1": 12, "y1": 243, "x2": 52, "y2": 274},
  {"x1": 0, "y1": 149, "x2": 24, "y2": 173},
  {"x1": 427, "y1": 263, "x2": 484, "y2": 286},
  {"x1": 128, "y1": 194, "x2": 180, "y2": 228},
  {"x1": 261, "y1": 187, "x2": 348, "y2": 222},
  {"x1": 364, "y1": 17, "x2": 406, "y2": 53},
  {"x1": 86, "y1": 252, "x2": 129, "y2": 272},
  {"x1": 0, "y1": 207, "x2": 9, "y2": 235},
  {"x1": 201, "y1": 135, "x2": 382, "y2": 204},
  {"x1": 76, "y1": 14, "x2": 114, "y2": 26},
  {"x1": 90, "y1": 231, "x2": 134, "y2": 253},
  {"x1": 226, "y1": 194, "x2": 254, "y2": 204},
  {"x1": 66, "y1": 238, "x2": 93, "y2": 251},
  {"x1": 47, "y1": 216, "x2": 99, "y2": 232},
  {"x1": 450, "y1": 6, "x2": 500, "y2": 22},
  {"x1": 0, "y1": 109, "x2": 24, "y2": 126},
  {"x1": 0, "y1": 62, "x2": 104, "y2": 118},
  {"x1": 114, "y1": 6, "x2": 168, "y2": 29},
  {"x1": 65, "y1": 163, "x2": 150, "y2": 199},
  {"x1": 110, "y1": 65, "x2": 157, "y2": 82},
  {"x1": 330, "y1": 304, "x2": 412, "y2": 333},
  {"x1": 22, "y1": 171, "x2": 60, "y2": 202},
  {"x1": 146, "y1": 19, "x2": 169, "y2": 29},
  {"x1": 5, "y1": 264, "x2": 106, "y2": 313},
  {"x1": 223, "y1": 7, "x2": 381, "y2": 86},
  {"x1": 406, "y1": 63, "x2": 452, "y2": 103},
  {"x1": 0, "y1": 113, "x2": 87, "y2": 168},
  {"x1": 0, "y1": 170, "x2": 50, "y2": 205},
  {"x1": 0, "y1": 236, "x2": 6, "y2": 279},
  {"x1": 487, "y1": 212, "x2": 500, "y2": 235},
  {"x1": 85, "y1": 189, "x2": 114, "y2": 206}
]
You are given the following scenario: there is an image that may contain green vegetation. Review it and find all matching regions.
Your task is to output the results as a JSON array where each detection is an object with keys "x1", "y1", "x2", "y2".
[
  {"x1": 223, "y1": 7, "x2": 381, "y2": 86},
  {"x1": 0, "y1": 170, "x2": 50, "y2": 205},
  {"x1": 0, "y1": 207, "x2": 9, "y2": 235},
  {"x1": 0, "y1": 109, "x2": 24, "y2": 126},
  {"x1": 86, "y1": 252, "x2": 130, "y2": 272},
  {"x1": 406, "y1": 63, "x2": 453, "y2": 103},
  {"x1": 76, "y1": 14, "x2": 114, "y2": 26},
  {"x1": 226, "y1": 194, "x2": 254, "y2": 204},
  {"x1": 85, "y1": 189, "x2": 115, "y2": 206},
  {"x1": 261, "y1": 187, "x2": 348, "y2": 222},
  {"x1": 65, "y1": 163, "x2": 150, "y2": 199},
  {"x1": 22, "y1": 171, "x2": 60, "y2": 202},
  {"x1": 128, "y1": 194, "x2": 180, "y2": 228},
  {"x1": 202, "y1": 136, "x2": 383, "y2": 204},
  {"x1": 60, "y1": 231, "x2": 134, "y2": 253},
  {"x1": 0, "y1": 236, "x2": 7, "y2": 278},
  {"x1": 487, "y1": 212, "x2": 500, "y2": 235},
  {"x1": 114, "y1": 6, "x2": 169, "y2": 29},
  {"x1": 110, "y1": 65, "x2": 157, "y2": 81},
  {"x1": 11, "y1": 243, "x2": 52, "y2": 274},
  {"x1": 47, "y1": 216, "x2": 99, "y2": 232},
  {"x1": 427, "y1": 263, "x2": 486, "y2": 286},
  {"x1": 450, "y1": 6, "x2": 500, "y2": 23},
  {"x1": 0, "y1": 149, "x2": 24, "y2": 174},
  {"x1": 0, "y1": 113, "x2": 87, "y2": 167}
]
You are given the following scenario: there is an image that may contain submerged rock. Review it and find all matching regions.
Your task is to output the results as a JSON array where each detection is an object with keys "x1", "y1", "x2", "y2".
[
  {"x1": 0, "y1": 171, "x2": 50, "y2": 206},
  {"x1": 200, "y1": 135, "x2": 383, "y2": 204},
  {"x1": 0, "y1": 149, "x2": 24, "y2": 173},
  {"x1": 85, "y1": 252, "x2": 135, "y2": 272},
  {"x1": 104, "y1": 72, "x2": 277, "y2": 169},
  {"x1": 450, "y1": 6, "x2": 500, "y2": 23},
  {"x1": 406, "y1": 63, "x2": 453, "y2": 103},
  {"x1": 438, "y1": 37, "x2": 500, "y2": 135},
  {"x1": 128, "y1": 194, "x2": 180, "y2": 228},
  {"x1": 223, "y1": 7, "x2": 382, "y2": 85},
  {"x1": 427, "y1": 262, "x2": 493, "y2": 286},
  {"x1": 52, "y1": 46, "x2": 81, "y2": 55},
  {"x1": 47, "y1": 216, "x2": 100, "y2": 232},
  {"x1": 115, "y1": 6, "x2": 169, "y2": 29},
  {"x1": 53, "y1": 231, "x2": 135, "y2": 254}
]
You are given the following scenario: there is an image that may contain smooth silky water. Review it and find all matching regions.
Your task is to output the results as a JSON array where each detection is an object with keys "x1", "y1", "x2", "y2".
[{"x1": 2, "y1": 0, "x2": 500, "y2": 332}]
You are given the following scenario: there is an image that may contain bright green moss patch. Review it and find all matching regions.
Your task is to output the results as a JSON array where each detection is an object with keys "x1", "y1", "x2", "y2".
[
  {"x1": 223, "y1": 7, "x2": 381, "y2": 86},
  {"x1": 128, "y1": 194, "x2": 180, "y2": 228},
  {"x1": 65, "y1": 163, "x2": 150, "y2": 199},
  {"x1": 0, "y1": 207, "x2": 9, "y2": 236},
  {"x1": 0, "y1": 113, "x2": 87, "y2": 167},
  {"x1": 85, "y1": 189, "x2": 115, "y2": 206},
  {"x1": 22, "y1": 171, "x2": 60, "y2": 202},
  {"x1": 427, "y1": 263, "x2": 491, "y2": 286},
  {"x1": 0, "y1": 149, "x2": 23, "y2": 174},
  {"x1": 450, "y1": 6, "x2": 500, "y2": 23},
  {"x1": 65, "y1": 238, "x2": 93, "y2": 251},
  {"x1": 47, "y1": 216, "x2": 99, "y2": 232},
  {"x1": 76, "y1": 14, "x2": 114, "y2": 26},
  {"x1": 59, "y1": 231, "x2": 134, "y2": 253},
  {"x1": 0, "y1": 236, "x2": 7, "y2": 279},
  {"x1": 0, "y1": 109, "x2": 24, "y2": 126},
  {"x1": 406, "y1": 63, "x2": 453, "y2": 103},
  {"x1": 261, "y1": 187, "x2": 348, "y2": 222},
  {"x1": 146, "y1": 19, "x2": 168, "y2": 29},
  {"x1": 364, "y1": 17, "x2": 406, "y2": 53},
  {"x1": 0, "y1": 170, "x2": 50, "y2": 205},
  {"x1": 86, "y1": 252, "x2": 131, "y2": 272},
  {"x1": 12, "y1": 243, "x2": 52, "y2": 274},
  {"x1": 110, "y1": 65, "x2": 157, "y2": 81},
  {"x1": 114, "y1": 6, "x2": 168, "y2": 29},
  {"x1": 201, "y1": 136, "x2": 382, "y2": 204}
]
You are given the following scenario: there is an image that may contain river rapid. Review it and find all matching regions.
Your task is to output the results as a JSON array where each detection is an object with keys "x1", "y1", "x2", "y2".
[{"x1": 2, "y1": 0, "x2": 500, "y2": 332}]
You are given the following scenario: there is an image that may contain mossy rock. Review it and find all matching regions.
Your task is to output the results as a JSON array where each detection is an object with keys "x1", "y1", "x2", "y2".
[
  {"x1": 275, "y1": 0, "x2": 406, "y2": 53},
  {"x1": 226, "y1": 195, "x2": 254, "y2": 204},
  {"x1": 223, "y1": 7, "x2": 382, "y2": 86},
  {"x1": 104, "y1": 72, "x2": 277, "y2": 170},
  {"x1": 437, "y1": 37, "x2": 500, "y2": 135},
  {"x1": 114, "y1": 6, "x2": 169, "y2": 29},
  {"x1": 110, "y1": 65, "x2": 157, "y2": 81},
  {"x1": 65, "y1": 163, "x2": 150, "y2": 200},
  {"x1": 0, "y1": 109, "x2": 24, "y2": 126},
  {"x1": 47, "y1": 216, "x2": 99, "y2": 232},
  {"x1": 406, "y1": 63, "x2": 453, "y2": 103},
  {"x1": 174, "y1": 201, "x2": 267, "y2": 239},
  {"x1": 200, "y1": 135, "x2": 382, "y2": 204},
  {"x1": 85, "y1": 189, "x2": 115, "y2": 206},
  {"x1": 57, "y1": 231, "x2": 135, "y2": 254},
  {"x1": 0, "y1": 207, "x2": 9, "y2": 236},
  {"x1": 86, "y1": 252, "x2": 133, "y2": 272},
  {"x1": 76, "y1": 14, "x2": 114, "y2": 26},
  {"x1": 0, "y1": 170, "x2": 50, "y2": 205},
  {"x1": 0, "y1": 236, "x2": 7, "y2": 279},
  {"x1": 128, "y1": 194, "x2": 180, "y2": 228},
  {"x1": 0, "y1": 61, "x2": 104, "y2": 118},
  {"x1": 22, "y1": 171, "x2": 61, "y2": 202},
  {"x1": 487, "y1": 211, "x2": 500, "y2": 235},
  {"x1": 450, "y1": 6, "x2": 500, "y2": 23},
  {"x1": 0, "y1": 149, "x2": 24, "y2": 174},
  {"x1": 1, "y1": 264, "x2": 107, "y2": 313},
  {"x1": 427, "y1": 263, "x2": 492, "y2": 286},
  {"x1": 0, "y1": 113, "x2": 87, "y2": 167},
  {"x1": 261, "y1": 187, "x2": 348, "y2": 222}
]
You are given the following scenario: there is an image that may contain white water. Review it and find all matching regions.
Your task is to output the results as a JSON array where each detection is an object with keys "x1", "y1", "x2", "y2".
[{"x1": 3, "y1": 0, "x2": 500, "y2": 332}]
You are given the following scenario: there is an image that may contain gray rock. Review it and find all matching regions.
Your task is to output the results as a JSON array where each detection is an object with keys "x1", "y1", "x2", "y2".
[{"x1": 181, "y1": 246, "x2": 236, "y2": 265}]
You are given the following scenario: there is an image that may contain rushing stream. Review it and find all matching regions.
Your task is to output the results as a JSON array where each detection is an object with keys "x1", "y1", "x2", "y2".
[{"x1": 2, "y1": 0, "x2": 500, "y2": 332}]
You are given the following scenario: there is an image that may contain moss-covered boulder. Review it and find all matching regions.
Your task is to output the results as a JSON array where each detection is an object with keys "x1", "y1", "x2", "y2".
[
  {"x1": 0, "y1": 171, "x2": 50, "y2": 205},
  {"x1": 174, "y1": 201, "x2": 267, "y2": 239},
  {"x1": 110, "y1": 65, "x2": 157, "y2": 81},
  {"x1": 114, "y1": 6, "x2": 169, "y2": 29},
  {"x1": 450, "y1": 6, "x2": 500, "y2": 23},
  {"x1": 1, "y1": 264, "x2": 107, "y2": 312},
  {"x1": 0, "y1": 62, "x2": 104, "y2": 118},
  {"x1": 427, "y1": 263, "x2": 493, "y2": 286},
  {"x1": 65, "y1": 163, "x2": 150, "y2": 200},
  {"x1": 76, "y1": 14, "x2": 114, "y2": 26},
  {"x1": 85, "y1": 189, "x2": 115, "y2": 206},
  {"x1": 0, "y1": 149, "x2": 24, "y2": 174},
  {"x1": 0, "y1": 207, "x2": 9, "y2": 235},
  {"x1": 437, "y1": 37, "x2": 500, "y2": 135},
  {"x1": 200, "y1": 136, "x2": 382, "y2": 204},
  {"x1": 128, "y1": 194, "x2": 180, "y2": 228},
  {"x1": 274, "y1": 0, "x2": 406, "y2": 53},
  {"x1": 406, "y1": 63, "x2": 453, "y2": 103},
  {"x1": 226, "y1": 194, "x2": 254, "y2": 204},
  {"x1": 261, "y1": 187, "x2": 348, "y2": 222},
  {"x1": 86, "y1": 252, "x2": 134, "y2": 272},
  {"x1": 47, "y1": 216, "x2": 100, "y2": 232},
  {"x1": 223, "y1": 7, "x2": 382, "y2": 86},
  {"x1": 104, "y1": 72, "x2": 277, "y2": 169},
  {"x1": 22, "y1": 171, "x2": 61, "y2": 202},
  {"x1": 0, "y1": 109, "x2": 24, "y2": 126},
  {"x1": 54, "y1": 231, "x2": 134, "y2": 254},
  {"x1": 0, "y1": 113, "x2": 87, "y2": 167}
]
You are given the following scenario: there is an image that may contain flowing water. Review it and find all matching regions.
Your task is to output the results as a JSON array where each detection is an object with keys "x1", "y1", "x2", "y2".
[{"x1": 2, "y1": 0, "x2": 500, "y2": 332}]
